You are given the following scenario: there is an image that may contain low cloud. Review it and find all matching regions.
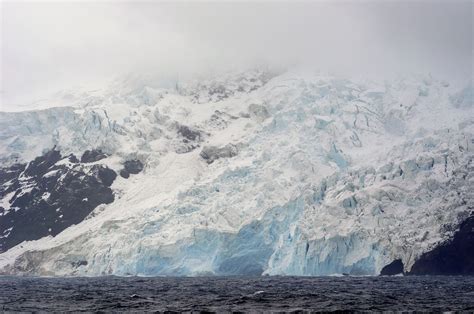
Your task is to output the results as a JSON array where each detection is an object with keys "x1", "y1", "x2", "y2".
[{"x1": 1, "y1": 1, "x2": 472, "y2": 109}]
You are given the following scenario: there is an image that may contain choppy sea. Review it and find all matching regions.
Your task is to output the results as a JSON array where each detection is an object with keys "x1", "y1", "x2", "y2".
[{"x1": 1, "y1": 276, "x2": 473, "y2": 312}]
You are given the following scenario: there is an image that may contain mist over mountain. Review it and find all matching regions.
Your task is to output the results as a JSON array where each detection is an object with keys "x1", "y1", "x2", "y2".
[
  {"x1": 0, "y1": 1, "x2": 472, "y2": 277},
  {"x1": 2, "y1": 1, "x2": 471, "y2": 110}
]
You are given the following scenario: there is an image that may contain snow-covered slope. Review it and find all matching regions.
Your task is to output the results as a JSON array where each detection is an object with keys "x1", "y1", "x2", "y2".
[{"x1": 0, "y1": 69, "x2": 472, "y2": 276}]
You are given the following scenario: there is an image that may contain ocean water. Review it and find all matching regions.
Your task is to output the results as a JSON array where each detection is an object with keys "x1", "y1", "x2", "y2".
[{"x1": 0, "y1": 276, "x2": 473, "y2": 312}]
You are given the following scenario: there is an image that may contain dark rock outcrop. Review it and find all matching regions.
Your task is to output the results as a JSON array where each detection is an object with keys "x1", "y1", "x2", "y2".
[
  {"x1": 178, "y1": 125, "x2": 201, "y2": 142},
  {"x1": 81, "y1": 149, "x2": 108, "y2": 163},
  {"x1": 23, "y1": 149, "x2": 62, "y2": 178},
  {"x1": 200, "y1": 144, "x2": 238, "y2": 164},
  {"x1": 185, "y1": 70, "x2": 276, "y2": 103},
  {"x1": 71, "y1": 260, "x2": 88, "y2": 268},
  {"x1": 119, "y1": 159, "x2": 144, "y2": 178},
  {"x1": 119, "y1": 169, "x2": 130, "y2": 179},
  {"x1": 0, "y1": 164, "x2": 26, "y2": 187},
  {"x1": 380, "y1": 259, "x2": 404, "y2": 276},
  {"x1": 91, "y1": 165, "x2": 117, "y2": 187},
  {"x1": 409, "y1": 216, "x2": 474, "y2": 275},
  {"x1": 0, "y1": 149, "x2": 117, "y2": 253},
  {"x1": 207, "y1": 110, "x2": 238, "y2": 130},
  {"x1": 65, "y1": 153, "x2": 79, "y2": 163},
  {"x1": 175, "y1": 125, "x2": 202, "y2": 154}
]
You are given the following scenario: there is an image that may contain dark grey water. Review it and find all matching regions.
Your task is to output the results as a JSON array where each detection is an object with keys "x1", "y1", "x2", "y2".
[{"x1": 0, "y1": 276, "x2": 473, "y2": 312}]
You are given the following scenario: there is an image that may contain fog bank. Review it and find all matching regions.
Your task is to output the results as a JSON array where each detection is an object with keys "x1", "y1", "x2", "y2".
[{"x1": 1, "y1": 1, "x2": 472, "y2": 110}]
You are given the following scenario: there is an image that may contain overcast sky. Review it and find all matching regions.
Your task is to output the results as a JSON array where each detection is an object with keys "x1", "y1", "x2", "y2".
[{"x1": 1, "y1": 1, "x2": 472, "y2": 109}]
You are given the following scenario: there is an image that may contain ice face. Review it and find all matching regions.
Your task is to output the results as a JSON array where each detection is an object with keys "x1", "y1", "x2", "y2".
[{"x1": 0, "y1": 70, "x2": 472, "y2": 276}]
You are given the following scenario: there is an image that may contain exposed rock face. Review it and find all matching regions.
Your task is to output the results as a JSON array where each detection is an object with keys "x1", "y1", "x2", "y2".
[
  {"x1": 409, "y1": 216, "x2": 474, "y2": 275},
  {"x1": 175, "y1": 125, "x2": 202, "y2": 154},
  {"x1": 181, "y1": 69, "x2": 275, "y2": 103},
  {"x1": 0, "y1": 149, "x2": 117, "y2": 252},
  {"x1": 178, "y1": 125, "x2": 201, "y2": 142},
  {"x1": 120, "y1": 160, "x2": 144, "y2": 178},
  {"x1": 80, "y1": 149, "x2": 108, "y2": 163},
  {"x1": 200, "y1": 144, "x2": 238, "y2": 164},
  {"x1": 207, "y1": 110, "x2": 238, "y2": 130},
  {"x1": 380, "y1": 259, "x2": 404, "y2": 276},
  {"x1": 0, "y1": 165, "x2": 26, "y2": 187}
]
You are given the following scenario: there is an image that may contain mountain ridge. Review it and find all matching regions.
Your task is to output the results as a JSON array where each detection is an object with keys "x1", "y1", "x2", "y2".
[{"x1": 0, "y1": 69, "x2": 472, "y2": 276}]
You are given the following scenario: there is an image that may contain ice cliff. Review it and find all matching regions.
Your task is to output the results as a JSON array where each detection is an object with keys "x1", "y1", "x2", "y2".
[{"x1": 0, "y1": 69, "x2": 472, "y2": 276}]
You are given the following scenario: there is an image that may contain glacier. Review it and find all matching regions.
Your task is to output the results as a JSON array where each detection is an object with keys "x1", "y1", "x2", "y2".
[{"x1": 0, "y1": 69, "x2": 472, "y2": 276}]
